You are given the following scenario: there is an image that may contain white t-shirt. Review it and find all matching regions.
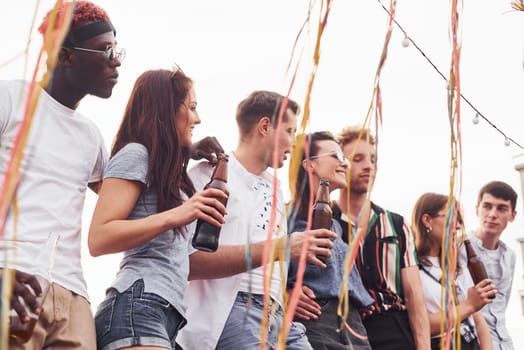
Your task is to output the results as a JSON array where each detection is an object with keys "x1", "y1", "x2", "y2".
[
  {"x1": 467, "y1": 233, "x2": 515, "y2": 349},
  {"x1": 0, "y1": 80, "x2": 107, "y2": 300},
  {"x1": 483, "y1": 247, "x2": 502, "y2": 286},
  {"x1": 419, "y1": 256, "x2": 475, "y2": 338},
  {"x1": 178, "y1": 152, "x2": 287, "y2": 350}
]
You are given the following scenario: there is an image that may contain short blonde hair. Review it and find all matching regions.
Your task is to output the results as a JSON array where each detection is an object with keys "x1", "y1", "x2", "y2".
[{"x1": 337, "y1": 125, "x2": 375, "y2": 147}]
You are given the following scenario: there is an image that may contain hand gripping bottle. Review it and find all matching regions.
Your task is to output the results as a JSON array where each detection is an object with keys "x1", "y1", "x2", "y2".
[
  {"x1": 192, "y1": 153, "x2": 229, "y2": 252},
  {"x1": 464, "y1": 238, "x2": 494, "y2": 299},
  {"x1": 311, "y1": 180, "x2": 332, "y2": 263}
]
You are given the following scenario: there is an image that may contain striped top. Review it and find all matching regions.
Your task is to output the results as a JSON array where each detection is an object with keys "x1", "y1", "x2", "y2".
[{"x1": 334, "y1": 202, "x2": 419, "y2": 315}]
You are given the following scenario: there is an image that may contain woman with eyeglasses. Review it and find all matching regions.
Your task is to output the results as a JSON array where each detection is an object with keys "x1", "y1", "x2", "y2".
[
  {"x1": 287, "y1": 131, "x2": 374, "y2": 350},
  {"x1": 87, "y1": 68, "x2": 227, "y2": 350},
  {"x1": 412, "y1": 192, "x2": 495, "y2": 350}
]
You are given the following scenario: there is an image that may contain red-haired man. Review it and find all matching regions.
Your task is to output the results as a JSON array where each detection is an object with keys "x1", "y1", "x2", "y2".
[{"x1": 0, "y1": 1, "x2": 123, "y2": 348}]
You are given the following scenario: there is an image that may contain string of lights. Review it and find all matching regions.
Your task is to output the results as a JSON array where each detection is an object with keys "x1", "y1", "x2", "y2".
[{"x1": 377, "y1": 0, "x2": 524, "y2": 150}]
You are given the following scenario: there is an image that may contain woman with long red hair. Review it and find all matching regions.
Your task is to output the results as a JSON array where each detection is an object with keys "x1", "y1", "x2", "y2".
[{"x1": 88, "y1": 68, "x2": 227, "y2": 350}]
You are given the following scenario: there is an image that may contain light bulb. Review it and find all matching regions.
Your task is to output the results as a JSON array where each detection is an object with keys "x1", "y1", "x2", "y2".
[
  {"x1": 401, "y1": 36, "x2": 410, "y2": 48},
  {"x1": 504, "y1": 138, "x2": 511, "y2": 147},
  {"x1": 472, "y1": 113, "x2": 479, "y2": 125}
]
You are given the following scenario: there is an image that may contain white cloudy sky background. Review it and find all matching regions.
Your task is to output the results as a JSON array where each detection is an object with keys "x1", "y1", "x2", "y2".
[{"x1": 2, "y1": 0, "x2": 524, "y2": 342}]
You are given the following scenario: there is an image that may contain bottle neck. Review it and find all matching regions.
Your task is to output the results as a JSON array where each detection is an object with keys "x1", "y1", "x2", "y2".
[
  {"x1": 211, "y1": 156, "x2": 228, "y2": 182},
  {"x1": 316, "y1": 181, "x2": 330, "y2": 203},
  {"x1": 464, "y1": 240, "x2": 477, "y2": 258}
]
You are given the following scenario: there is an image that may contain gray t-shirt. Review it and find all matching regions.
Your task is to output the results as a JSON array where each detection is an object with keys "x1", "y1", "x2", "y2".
[{"x1": 105, "y1": 142, "x2": 190, "y2": 317}]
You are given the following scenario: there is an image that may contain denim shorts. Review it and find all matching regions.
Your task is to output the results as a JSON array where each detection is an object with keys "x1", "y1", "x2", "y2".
[
  {"x1": 95, "y1": 279, "x2": 186, "y2": 350},
  {"x1": 216, "y1": 291, "x2": 312, "y2": 350}
]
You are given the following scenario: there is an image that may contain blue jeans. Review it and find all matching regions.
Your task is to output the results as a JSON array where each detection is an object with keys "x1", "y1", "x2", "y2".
[
  {"x1": 95, "y1": 279, "x2": 185, "y2": 350},
  {"x1": 216, "y1": 291, "x2": 312, "y2": 350},
  {"x1": 296, "y1": 297, "x2": 371, "y2": 350}
]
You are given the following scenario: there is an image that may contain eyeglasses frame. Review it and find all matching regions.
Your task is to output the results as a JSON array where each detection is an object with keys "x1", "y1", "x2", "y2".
[
  {"x1": 69, "y1": 46, "x2": 126, "y2": 62},
  {"x1": 308, "y1": 150, "x2": 348, "y2": 164}
]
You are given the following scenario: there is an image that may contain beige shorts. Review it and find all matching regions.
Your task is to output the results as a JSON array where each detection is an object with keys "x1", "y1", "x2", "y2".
[{"x1": 9, "y1": 282, "x2": 96, "y2": 350}]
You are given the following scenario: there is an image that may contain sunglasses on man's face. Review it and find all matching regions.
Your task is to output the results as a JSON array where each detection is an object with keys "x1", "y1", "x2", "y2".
[{"x1": 70, "y1": 46, "x2": 126, "y2": 62}]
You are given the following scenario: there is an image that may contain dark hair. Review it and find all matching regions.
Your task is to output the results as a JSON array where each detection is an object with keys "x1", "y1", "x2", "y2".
[
  {"x1": 38, "y1": 1, "x2": 110, "y2": 37},
  {"x1": 111, "y1": 69, "x2": 195, "y2": 212},
  {"x1": 236, "y1": 90, "x2": 299, "y2": 138},
  {"x1": 477, "y1": 181, "x2": 518, "y2": 211},
  {"x1": 291, "y1": 131, "x2": 337, "y2": 220}
]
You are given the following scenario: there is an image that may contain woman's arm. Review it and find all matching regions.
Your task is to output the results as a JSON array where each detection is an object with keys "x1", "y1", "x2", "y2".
[
  {"x1": 427, "y1": 278, "x2": 494, "y2": 336},
  {"x1": 473, "y1": 311, "x2": 492, "y2": 350},
  {"x1": 88, "y1": 177, "x2": 227, "y2": 256}
]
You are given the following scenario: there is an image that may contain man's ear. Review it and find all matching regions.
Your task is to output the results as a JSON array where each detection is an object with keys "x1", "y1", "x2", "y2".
[
  {"x1": 256, "y1": 116, "x2": 272, "y2": 136},
  {"x1": 57, "y1": 47, "x2": 73, "y2": 65}
]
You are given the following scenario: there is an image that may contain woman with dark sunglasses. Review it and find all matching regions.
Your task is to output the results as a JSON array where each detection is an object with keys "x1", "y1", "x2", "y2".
[{"x1": 287, "y1": 131, "x2": 374, "y2": 350}]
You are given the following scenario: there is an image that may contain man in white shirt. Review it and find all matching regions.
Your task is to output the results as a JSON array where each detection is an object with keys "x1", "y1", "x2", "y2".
[
  {"x1": 178, "y1": 90, "x2": 336, "y2": 349},
  {"x1": 0, "y1": 2, "x2": 123, "y2": 348},
  {"x1": 469, "y1": 180, "x2": 518, "y2": 350}
]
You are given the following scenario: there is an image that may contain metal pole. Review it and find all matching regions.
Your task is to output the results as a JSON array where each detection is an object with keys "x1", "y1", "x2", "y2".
[{"x1": 513, "y1": 154, "x2": 524, "y2": 315}]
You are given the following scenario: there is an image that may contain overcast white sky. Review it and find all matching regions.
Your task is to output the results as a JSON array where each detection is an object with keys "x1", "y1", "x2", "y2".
[{"x1": 2, "y1": 0, "x2": 524, "y2": 342}]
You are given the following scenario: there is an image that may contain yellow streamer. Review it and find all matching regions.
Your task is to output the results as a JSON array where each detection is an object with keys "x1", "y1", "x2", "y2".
[{"x1": 0, "y1": 1, "x2": 74, "y2": 347}]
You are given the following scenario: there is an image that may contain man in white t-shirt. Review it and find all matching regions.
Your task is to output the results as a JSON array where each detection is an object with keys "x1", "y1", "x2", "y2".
[
  {"x1": 178, "y1": 91, "x2": 336, "y2": 350},
  {"x1": 0, "y1": 1, "x2": 123, "y2": 348},
  {"x1": 469, "y1": 180, "x2": 518, "y2": 350}
]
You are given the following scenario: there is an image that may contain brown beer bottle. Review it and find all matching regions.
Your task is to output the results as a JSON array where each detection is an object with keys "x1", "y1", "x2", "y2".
[
  {"x1": 9, "y1": 317, "x2": 38, "y2": 343},
  {"x1": 312, "y1": 179, "x2": 332, "y2": 263},
  {"x1": 9, "y1": 274, "x2": 50, "y2": 343},
  {"x1": 464, "y1": 238, "x2": 495, "y2": 299},
  {"x1": 192, "y1": 153, "x2": 229, "y2": 252}
]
